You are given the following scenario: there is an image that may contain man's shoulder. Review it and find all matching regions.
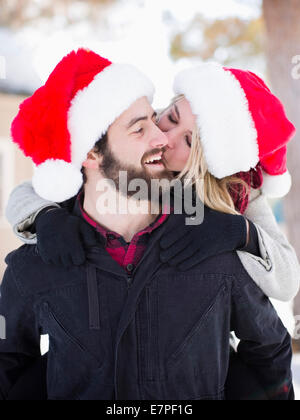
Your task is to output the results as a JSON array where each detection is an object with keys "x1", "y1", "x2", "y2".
[
  {"x1": 196, "y1": 248, "x2": 237, "y2": 270},
  {"x1": 4, "y1": 245, "x2": 81, "y2": 297},
  {"x1": 5, "y1": 244, "x2": 41, "y2": 267},
  {"x1": 201, "y1": 250, "x2": 267, "y2": 299},
  {"x1": 199, "y1": 250, "x2": 256, "y2": 284}
]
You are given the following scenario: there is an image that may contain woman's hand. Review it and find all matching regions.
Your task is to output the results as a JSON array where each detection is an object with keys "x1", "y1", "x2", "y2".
[
  {"x1": 35, "y1": 208, "x2": 99, "y2": 267},
  {"x1": 160, "y1": 207, "x2": 248, "y2": 271}
]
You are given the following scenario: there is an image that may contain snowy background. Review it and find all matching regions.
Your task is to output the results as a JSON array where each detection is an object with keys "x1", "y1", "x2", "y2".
[{"x1": 1, "y1": 0, "x2": 300, "y2": 399}]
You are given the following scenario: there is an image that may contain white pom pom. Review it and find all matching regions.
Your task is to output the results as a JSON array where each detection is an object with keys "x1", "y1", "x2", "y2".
[
  {"x1": 32, "y1": 159, "x2": 83, "y2": 202},
  {"x1": 261, "y1": 170, "x2": 292, "y2": 198}
]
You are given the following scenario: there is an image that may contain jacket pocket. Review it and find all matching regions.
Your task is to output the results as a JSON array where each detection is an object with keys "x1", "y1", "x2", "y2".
[
  {"x1": 40, "y1": 301, "x2": 103, "y2": 399},
  {"x1": 161, "y1": 282, "x2": 230, "y2": 400},
  {"x1": 46, "y1": 303, "x2": 100, "y2": 361},
  {"x1": 166, "y1": 283, "x2": 227, "y2": 370}
]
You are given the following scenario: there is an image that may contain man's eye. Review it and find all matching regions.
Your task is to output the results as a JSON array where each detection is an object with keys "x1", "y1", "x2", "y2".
[{"x1": 134, "y1": 128, "x2": 144, "y2": 134}]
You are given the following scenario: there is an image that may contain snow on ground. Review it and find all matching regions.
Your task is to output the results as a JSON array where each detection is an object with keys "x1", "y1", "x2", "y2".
[
  {"x1": 292, "y1": 354, "x2": 300, "y2": 400},
  {"x1": 271, "y1": 299, "x2": 295, "y2": 336}
]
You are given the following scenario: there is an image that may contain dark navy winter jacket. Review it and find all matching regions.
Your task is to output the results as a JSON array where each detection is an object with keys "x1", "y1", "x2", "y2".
[{"x1": 0, "y1": 203, "x2": 294, "y2": 400}]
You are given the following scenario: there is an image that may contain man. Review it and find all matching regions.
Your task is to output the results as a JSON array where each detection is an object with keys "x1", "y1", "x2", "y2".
[{"x1": 0, "y1": 49, "x2": 294, "y2": 400}]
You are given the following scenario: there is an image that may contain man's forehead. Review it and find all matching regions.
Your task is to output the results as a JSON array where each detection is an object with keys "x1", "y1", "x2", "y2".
[
  {"x1": 122, "y1": 97, "x2": 153, "y2": 118},
  {"x1": 109, "y1": 97, "x2": 154, "y2": 131}
]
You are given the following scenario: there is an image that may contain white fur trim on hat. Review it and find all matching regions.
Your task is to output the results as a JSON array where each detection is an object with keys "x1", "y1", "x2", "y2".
[
  {"x1": 261, "y1": 170, "x2": 292, "y2": 198},
  {"x1": 173, "y1": 63, "x2": 259, "y2": 179},
  {"x1": 68, "y1": 63, "x2": 155, "y2": 169},
  {"x1": 32, "y1": 159, "x2": 83, "y2": 202}
]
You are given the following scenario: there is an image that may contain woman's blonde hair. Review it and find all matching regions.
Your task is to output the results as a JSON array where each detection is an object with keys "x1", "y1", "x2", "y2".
[{"x1": 164, "y1": 95, "x2": 250, "y2": 215}]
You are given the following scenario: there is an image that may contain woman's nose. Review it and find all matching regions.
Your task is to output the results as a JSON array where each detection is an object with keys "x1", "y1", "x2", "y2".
[{"x1": 164, "y1": 131, "x2": 177, "y2": 149}]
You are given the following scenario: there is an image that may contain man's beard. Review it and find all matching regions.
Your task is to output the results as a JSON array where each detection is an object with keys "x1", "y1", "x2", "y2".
[{"x1": 99, "y1": 142, "x2": 173, "y2": 201}]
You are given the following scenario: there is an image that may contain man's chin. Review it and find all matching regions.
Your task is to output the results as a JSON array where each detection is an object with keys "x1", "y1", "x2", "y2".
[{"x1": 144, "y1": 165, "x2": 173, "y2": 180}]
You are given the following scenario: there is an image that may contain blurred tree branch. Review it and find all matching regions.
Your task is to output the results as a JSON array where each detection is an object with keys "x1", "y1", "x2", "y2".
[
  {"x1": 0, "y1": 0, "x2": 117, "y2": 29},
  {"x1": 170, "y1": 15, "x2": 264, "y2": 65}
]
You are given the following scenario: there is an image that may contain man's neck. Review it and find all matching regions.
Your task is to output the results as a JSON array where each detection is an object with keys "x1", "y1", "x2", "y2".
[{"x1": 83, "y1": 177, "x2": 160, "y2": 243}]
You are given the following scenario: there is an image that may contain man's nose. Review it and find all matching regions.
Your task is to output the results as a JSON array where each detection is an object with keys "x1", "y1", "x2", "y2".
[{"x1": 150, "y1": 125, "x2": 169, "y2": 149}]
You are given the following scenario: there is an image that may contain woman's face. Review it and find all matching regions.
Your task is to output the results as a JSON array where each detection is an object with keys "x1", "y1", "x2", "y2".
[{"x1": 158, "y1": 97, "x2": 197, "y2": 172}]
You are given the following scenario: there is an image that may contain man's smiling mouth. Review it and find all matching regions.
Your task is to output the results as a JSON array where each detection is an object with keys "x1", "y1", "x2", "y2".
[{"x1": 143, "y1": 153, "x2": 164, "y2": 167}]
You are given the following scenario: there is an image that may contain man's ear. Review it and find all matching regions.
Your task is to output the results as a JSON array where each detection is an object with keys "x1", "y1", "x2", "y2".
[{"x1": 82, "y1": 150, "x2": 102, "y2": 169}]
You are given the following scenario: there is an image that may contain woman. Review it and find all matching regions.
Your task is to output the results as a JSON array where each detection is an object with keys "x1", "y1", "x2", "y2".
[
  {"x1": 6, "y1": 63, "x2": 300, "y2": 303},
  {"x1": 157, "y1": 63, "x2": 300, "y2": 302}
]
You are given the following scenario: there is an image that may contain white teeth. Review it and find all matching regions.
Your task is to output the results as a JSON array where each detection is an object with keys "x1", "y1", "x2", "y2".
[{"x1": 145, "y1": 156, "x2": 162, "y2": 164}]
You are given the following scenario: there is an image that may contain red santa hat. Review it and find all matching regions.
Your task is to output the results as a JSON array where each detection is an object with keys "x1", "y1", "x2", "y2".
[
  {"x1": 11, "y1": 48, "x2": 155, "y2": 202},
  {"x1": 173, "y1": 62, "x2": 296, "y2": 198}
]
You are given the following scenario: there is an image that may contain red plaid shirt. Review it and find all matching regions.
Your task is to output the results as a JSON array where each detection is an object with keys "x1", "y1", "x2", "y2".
[
  {"x1": 231, "y1": 164, "x2": 263, "y2": 214},
  {"x1": 77, "y1": 193, "x2": 170, "y2": 274}
]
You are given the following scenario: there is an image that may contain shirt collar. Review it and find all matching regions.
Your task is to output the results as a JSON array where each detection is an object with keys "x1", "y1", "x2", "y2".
[{"x1": 74, "y1": 191, "x2": 171, "y2": 242}]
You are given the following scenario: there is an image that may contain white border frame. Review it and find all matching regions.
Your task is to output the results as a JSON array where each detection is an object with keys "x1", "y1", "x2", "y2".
[{"x1": 0, "y1": 137, "x2": 15, "y2": 227}]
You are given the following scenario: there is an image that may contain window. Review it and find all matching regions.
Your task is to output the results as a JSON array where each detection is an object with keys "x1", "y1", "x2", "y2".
[{"x1": 0, "y1": 138, "x2": 15, "y2": 226}]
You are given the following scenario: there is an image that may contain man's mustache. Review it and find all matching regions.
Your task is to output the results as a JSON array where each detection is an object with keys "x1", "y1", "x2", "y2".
[{"x1": 141, "y1": 148, "x2": 164, "y2": 165}]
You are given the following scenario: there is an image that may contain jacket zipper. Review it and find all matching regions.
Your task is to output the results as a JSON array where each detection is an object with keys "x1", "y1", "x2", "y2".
[
  {"x1": 115, "y1": 272, "x2": 134, "y2": 399},
  {"x1": 146, "y1": 287, "x2": 153, "y2": 381},
  {"x1": 127, "y1": 275, "x2": 133, "y2": 290},
  {"x1": 125, "y1": 272, "x2": 154, "y2": 381}
]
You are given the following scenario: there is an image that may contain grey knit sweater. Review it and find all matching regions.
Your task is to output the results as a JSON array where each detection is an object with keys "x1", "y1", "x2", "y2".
[{"x1": 5, "y1": 181, "x2": 300, "y2": 302}]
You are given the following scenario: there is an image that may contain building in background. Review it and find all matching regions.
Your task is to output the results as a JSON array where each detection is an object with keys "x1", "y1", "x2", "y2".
[{"x1": 0, "y1": 93, "x2": 33, "y2": 277}]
